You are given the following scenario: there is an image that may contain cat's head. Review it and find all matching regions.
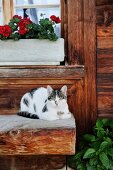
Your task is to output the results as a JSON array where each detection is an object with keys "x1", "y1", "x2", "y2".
[{"x1": 47, "y1": 85, "x2": 67, "y2": 107}]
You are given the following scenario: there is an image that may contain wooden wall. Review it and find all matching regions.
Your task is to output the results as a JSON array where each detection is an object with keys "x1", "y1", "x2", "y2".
[{"x1": 96, "y1": 0, "x2": 113, "y2": 119}]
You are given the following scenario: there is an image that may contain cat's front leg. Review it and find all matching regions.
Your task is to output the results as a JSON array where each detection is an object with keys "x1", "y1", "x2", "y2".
[
  {"x1": 40, "y1": 111, "x2": 59, "y2": 121},
  {"x1": 60, "y1": 112, "x2": 72, "y2": 119}
]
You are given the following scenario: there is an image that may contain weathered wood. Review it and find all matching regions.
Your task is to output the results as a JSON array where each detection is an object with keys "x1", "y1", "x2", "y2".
[
  {"x1": 96, "y1": 1, "x2": 113, "y2": 120},
  {"x1": 97, "y1": 36, "x2": 113, "y2": 49},
  {"x1": 96, "y1": 0, "x2": 113, "y2": 6},
  {"x1": 97, "y1": 49, "x2": 113, "y2": 73},
  {"x1": 0, "y1": 115, "x2": 76, "y2": 155},
  {"x1": 0, "y1": 155, "x2": 66, "y2": 170},
  {"x1": 0, "y1": 65, "x2": 85, "y2": 79},
  {"x1": 68, "y1": 0, "x2": 84, "y2": 64},
  {"x1": 83, "y1": 0, "x2": 97, "y2": 131},
  {"x1": 97, "y1": 24, "x2": 113, "y2": 37},
  {"x1": 61, "y1": 0, "x2": 68, "y2": 61},
  {"x1": 96, "y1": 5, "x2": 113, "y2": 27}
]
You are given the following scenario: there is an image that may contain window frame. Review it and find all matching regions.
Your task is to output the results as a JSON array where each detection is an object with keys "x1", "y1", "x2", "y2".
[{"x1": 2, "y1": 0, "x2": 61, "y2": 24}]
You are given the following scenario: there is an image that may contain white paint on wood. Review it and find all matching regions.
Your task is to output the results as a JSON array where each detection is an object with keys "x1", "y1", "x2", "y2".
[
  {"x1": 0, "y1": 115, "x2": 76, "y2": 132},
  {"x1": 0, "y1": 38, "x2": 64, "y2": 65}
]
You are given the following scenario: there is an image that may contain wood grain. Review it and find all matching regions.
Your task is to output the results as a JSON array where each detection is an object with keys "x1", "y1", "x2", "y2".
[
  {"x1": 97, "y1": 48, "x2": 113, "y2": 73},
  {"x1": 83, "y1": 0, "x2": 97, "y2": 131},
  {"x1": 96, "y1": 0, "x2": 113, "y2": 6},
  {"x1": 0, "y1": 65, "x2": 85, "y2": 79},
  {"x1": 0, "y1": 155, "x2": 66, "y2": 170},
  {"x1": 96, "y1": 1, "x2": 113, "y2": 119},
  {"x1": 68, "y1": 0, "x2": 84, "y2": 64},
  {"x1": 0, "y1": 115, "x2": 75, "y2": 155}
]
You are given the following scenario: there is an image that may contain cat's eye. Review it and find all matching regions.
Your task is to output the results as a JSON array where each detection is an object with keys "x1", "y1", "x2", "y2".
[
  {"x1": 60, "y1": 96, "x2": 66, "y2": 100},
  {"x1": 48, "y1": 97, "x2": 51, "y2": 100}
]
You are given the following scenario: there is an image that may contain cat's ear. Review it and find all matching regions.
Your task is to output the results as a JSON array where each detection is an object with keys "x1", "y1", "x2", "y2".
[
  {"x1": 61, "y1": 85, "x2": 67, "y2": 95},
  {"x1": 47, "y1": 85, "x2": 53, "y2": 95}
]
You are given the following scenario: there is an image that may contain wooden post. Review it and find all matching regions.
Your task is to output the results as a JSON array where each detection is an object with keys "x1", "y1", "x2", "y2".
[{"x1": 2, "y1": 0, "x2": 14, "y2": 24}]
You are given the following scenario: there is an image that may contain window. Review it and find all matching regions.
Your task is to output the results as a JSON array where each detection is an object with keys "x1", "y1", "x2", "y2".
[{"x1": 1, "y1": 0, "x2": 61, "y2": 37}]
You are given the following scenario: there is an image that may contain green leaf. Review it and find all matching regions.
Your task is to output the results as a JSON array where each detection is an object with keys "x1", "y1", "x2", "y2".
[
  {"x1": 104, "y1": 137, "x2": 112, "y2": 146},
  {"x1": 99, "y1": 152, "x2": 110, "y2": 169},
  {"x1": 99, "y1": 141, "x2": 109, "y2": 152},
  {"x1": 83, "y1": 148, "x2": 96, "y2": 159},
  {"x1": 74, "y1": 152, "x2": 83, "y2": 160},
  {"x1": 77, "y1": 163, "x2": 86, "y2": 170},
  {"x1": 83, "y1": 134, "x2": 96, "y2": 142},
  {"x1": 86, "y1": 163, "x2": 97, "y2": 170},
  {"x1": 96, "y1": 119, "x2": 104, "y2": 128},
  {"x1": 97, "y1": 129, "x2": 106, "y2": 138},
  {"x1": 108, "y1": 148, "x2": 113, "y2": 158},
  {"x1": 89, "y1": 157, "x2": 98, "y2": 166}
]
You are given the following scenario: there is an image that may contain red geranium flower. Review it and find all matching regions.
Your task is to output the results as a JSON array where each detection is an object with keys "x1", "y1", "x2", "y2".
[
  {"x1": 50, "y1": 15, "x2": 57, "y2": 22},
  {"x1": 54, "y1": 17, "x2": 61, "y2": 24},
  {"x1": 50, "y1": 15, "x2": 61, "y2": 24},
  {"x1": 18, "y1": 29, "x2": 28, "y2": 35},
  {"x1": 18, "y1": 18, "x2": 32, "y2": 27},
  {"x1": 0, "y1": 25, "x2": 12, "y2": 37},
  {"x1": 13, "y1": 15, "x2": 22, "y2": 19}
]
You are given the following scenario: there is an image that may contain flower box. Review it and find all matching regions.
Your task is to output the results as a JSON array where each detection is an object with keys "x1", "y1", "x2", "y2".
[{"x1": 0, "y1": 38, "x2": 64, "y2": 65}]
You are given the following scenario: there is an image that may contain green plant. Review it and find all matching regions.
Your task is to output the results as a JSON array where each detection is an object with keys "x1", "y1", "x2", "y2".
[
  {"x1": 68, "y1": 119, "x2": 113, "y2": 170},
  {"x1": 0, "y1": 14, "x2": 61, "y2": 41}
]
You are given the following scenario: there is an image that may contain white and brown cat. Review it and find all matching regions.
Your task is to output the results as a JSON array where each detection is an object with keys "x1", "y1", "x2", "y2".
[{"x1": 17, "y1": 85, "x2": 72, "y2": 121}]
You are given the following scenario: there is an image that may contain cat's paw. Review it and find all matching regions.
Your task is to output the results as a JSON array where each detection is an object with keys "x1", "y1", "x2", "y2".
[{"x1": 60, "y1": 112, "x2": 72, "y2": 119}]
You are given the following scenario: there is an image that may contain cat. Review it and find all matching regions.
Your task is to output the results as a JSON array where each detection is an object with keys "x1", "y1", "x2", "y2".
[{"x1": 17, "y1": 85, "x2": 72, "y2": 121}]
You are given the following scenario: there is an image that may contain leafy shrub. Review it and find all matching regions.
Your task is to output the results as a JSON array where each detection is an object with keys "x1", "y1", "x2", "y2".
[{"x1": 68, "y1": 119, "x2": 113, "y2": 170}]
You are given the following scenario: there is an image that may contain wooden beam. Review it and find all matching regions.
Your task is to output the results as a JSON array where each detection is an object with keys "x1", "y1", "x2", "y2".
[
  {"x1": 2, "y1": 0, "x2": 14, "y2": 24},
  {"x1": 0, "y1": 115, "x2": 76, "y2": 155},
  {"x1": 0, "y1": 65, "x2": 85, "y2": 79},
  {"x1": 83, "y1": 0, "x2": 97, "y2": 131},
  {"x1": 0, "y1": 155, "x2": 66, "y2": 170},
  {"x1": 68, "y1": 0, "x2": 84, "y2": 64}
]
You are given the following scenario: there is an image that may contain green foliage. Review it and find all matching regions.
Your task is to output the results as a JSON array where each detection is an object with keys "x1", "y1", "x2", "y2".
[
  {"x1": 0, "y1": 14, "x2": 60, "y2": 41},
  {"x1": 68, "y1": 119, "x2": 113, "y2": 170}
]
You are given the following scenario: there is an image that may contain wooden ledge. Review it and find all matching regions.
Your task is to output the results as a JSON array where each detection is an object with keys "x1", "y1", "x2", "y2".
[
  {"x1": 0, "y1": 65, "x2": 85, "y2": 79},
  {"x1": 0, "y1": 115, "x2": 76, "y2": 155}
]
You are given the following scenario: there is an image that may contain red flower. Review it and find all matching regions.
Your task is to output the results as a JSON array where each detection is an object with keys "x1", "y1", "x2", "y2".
[
  {"x1": 0, "y1": 25, "x2": 11, "y2": 37},
  {"x1": 18, "y1": 29, "x2": 28, "y2": 35},
  {"x1": 13, "y1": 15, "x2": 22, "y2": 19},
  {"x1": 54, "y1": 17, "x2": 61, "y2": 24},
  {"x1": 50, "y1": 15, "x2": 57, "y2": 22},
  {"x1": 50, "y1": 15, "x2": 61, "y2": 24},
  {"x1": 0, "y1": 26, "x2": 4, "y2": 34},
  {"x1": 18, "y1": 18, "x2": 32, "y2": 27}
]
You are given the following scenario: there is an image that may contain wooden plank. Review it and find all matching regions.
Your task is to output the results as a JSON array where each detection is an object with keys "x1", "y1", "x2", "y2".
[
  {"x1": 68, "y1": 0, "x2": 84, "y2": 64},
  {"x1": 0, "y1": 155, "x2": 66, "y2": 170},
  {"x1": 98, "y1": 113, "x2": 113, "y2": 118},
  {"x1": 96, "y1": 0, "x2": 113, "y2": 6},
  {"x1": 2, "y1": 0, "x2": 14, "y2": 24},
  {"x1": 97, "y1": 48, "x2": 113, "y2": 73},
  {"x1": 98, "y1": 92, "x2": 113, "y2": 111},
  {"x1": 83, "y1": 0, "x2": 97, "y2": 131},
  {"x1": 0, "y1": 115, "x2": 76, "y2": 155},
  {"x1": 61, "y1": 0, "x2": 68, "y2": 60},
  {"x1": 97, "y1": 24, "x2": 113, "y2": 37},
  {"x1": 97, "y1": 73, "x2": 113, "y2": 86},
  {"x1": 0, "y1": 66, "x2": 85, "y2": 79},
  {"x1": 96, "y1": 5, "x2": 113, "y2": 26},
  {"x1": 97, "y1": 36, "x2": 113, "y2": 48}
]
